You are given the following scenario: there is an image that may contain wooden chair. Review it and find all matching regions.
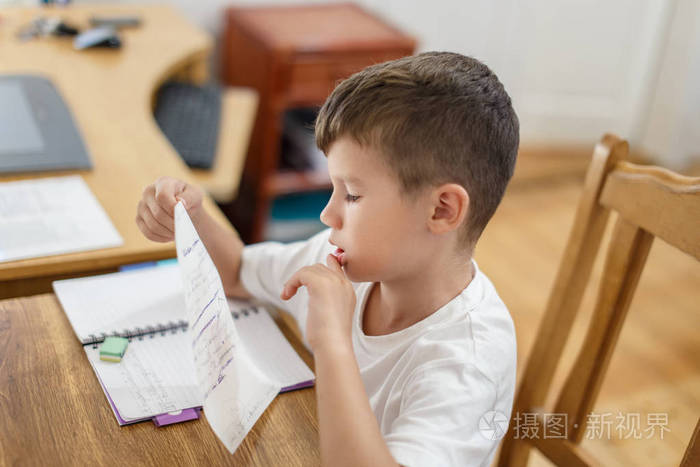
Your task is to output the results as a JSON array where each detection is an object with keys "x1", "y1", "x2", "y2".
[
  {"x1": 190, "y1": 87, "x2": 258, "y2": 203},
  {"x1": 497, "y1": 134, "x2": 700, "y2": 466}
]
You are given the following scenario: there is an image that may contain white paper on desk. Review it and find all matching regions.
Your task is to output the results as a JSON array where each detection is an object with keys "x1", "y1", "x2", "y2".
[
  {"x1": 0, "y1": 175, "x2": 122, "y2": 263},
  {"x1": 174, "y1": 202, "x2": 280, "y2": 454}
]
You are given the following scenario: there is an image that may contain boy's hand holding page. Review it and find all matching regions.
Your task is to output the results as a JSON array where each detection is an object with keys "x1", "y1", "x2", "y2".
[
  {"x1": 138, "y1": 176, "x2": 249, "y2": 299},
  {"x1": 281, "y1": 254, "x2": 356, "y2": 352},
  {"x1": 174, "y1": 201, "x2": 280, "y2": 453},
  {"x1": 137, "y1": 177, "x2": 204, "y2": 242}
]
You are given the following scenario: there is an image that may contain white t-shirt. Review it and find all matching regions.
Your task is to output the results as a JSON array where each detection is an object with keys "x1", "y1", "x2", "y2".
[{"x1": 240, "y1": 228, "x2": 517, "y2": 467}]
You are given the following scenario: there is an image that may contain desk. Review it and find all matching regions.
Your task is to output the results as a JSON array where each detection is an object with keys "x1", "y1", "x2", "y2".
[
  {"x1": 0, "y1": 294, "x2": 320, "y2": 465},
  {"x1": 0, "y1": 5, "x2": 230, "y2": 298}
]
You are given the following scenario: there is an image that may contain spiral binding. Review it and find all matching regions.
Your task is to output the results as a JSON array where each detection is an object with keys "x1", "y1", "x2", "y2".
[
  {"x1": 84, "y1": 306, "x2": 260, "y2": 348},
  {"x1": 231, "y1": 306, "x2": 259, "y2": 320}
]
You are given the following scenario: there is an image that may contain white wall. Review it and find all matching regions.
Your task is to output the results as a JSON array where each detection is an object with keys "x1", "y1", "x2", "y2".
[
  {"x1": 61, "y1": 0, "x2": 698, "y2": 169},
  {"x1": 639, "y1": 0, "x2": 700, "y2": 169},
  {"x1": 358, "y1": 0, "x2": 673, "y2": 146}
]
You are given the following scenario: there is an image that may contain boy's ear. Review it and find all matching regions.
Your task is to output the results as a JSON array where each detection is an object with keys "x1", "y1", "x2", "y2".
[{"x1": 427, "y1": 184, "x2": 469, "y2": 234}]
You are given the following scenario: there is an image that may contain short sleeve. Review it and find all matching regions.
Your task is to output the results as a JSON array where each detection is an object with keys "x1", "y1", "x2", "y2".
[
  {"x1": 239, "y1": 228, "x2": 332, "y2": 339},
  {"x1": 385, "y1": 362, "x2": 507, "y2": 467}
]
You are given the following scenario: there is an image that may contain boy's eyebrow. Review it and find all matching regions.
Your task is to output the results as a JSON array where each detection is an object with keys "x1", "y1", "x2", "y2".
[{"x1": 332, "y1": 174, "x2": 364, "y2": 186}]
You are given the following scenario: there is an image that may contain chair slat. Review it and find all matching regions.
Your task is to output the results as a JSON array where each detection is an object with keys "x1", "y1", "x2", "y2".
[
  {"x1": 600, "y1": 162, "x2": 700, "y2": 260},
  {"x1": 554, "y1": 217, "x2": 653, "y2": 442},
  {"x1": 681, "y1": 417, "x2": 700, "y2": 467},
  {"x1": 528, "y1": 421, "x2": 597, "y2": 467}
]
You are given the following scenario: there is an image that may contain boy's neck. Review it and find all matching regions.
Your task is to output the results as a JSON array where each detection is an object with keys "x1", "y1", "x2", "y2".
[{"x1": 362, "y1": 255, "x2": 475, "y2": 336}]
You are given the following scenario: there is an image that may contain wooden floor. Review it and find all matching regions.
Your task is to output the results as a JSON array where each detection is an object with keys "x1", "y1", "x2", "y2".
[{"x1": 475, "y1": 175, "x2": 699, "y2": 466}]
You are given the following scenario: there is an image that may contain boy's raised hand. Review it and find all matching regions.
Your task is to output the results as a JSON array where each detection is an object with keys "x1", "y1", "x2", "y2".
[
  {"x1": 281, "y1": 254, "x2": 356, "y2": 352},
  {"x1": 136, "y1": 176, "x2": 203, "y2": 242}
]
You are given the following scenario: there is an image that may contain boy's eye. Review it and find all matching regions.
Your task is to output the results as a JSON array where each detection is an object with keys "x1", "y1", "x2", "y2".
[{"x1": 345, "y1": 194, "x2": 360, "y2": 203}]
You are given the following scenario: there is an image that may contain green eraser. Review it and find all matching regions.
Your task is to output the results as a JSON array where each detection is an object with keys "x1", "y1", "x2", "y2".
[{"x1": 100, "y1": 336, "x2": 129, "y2": 362}]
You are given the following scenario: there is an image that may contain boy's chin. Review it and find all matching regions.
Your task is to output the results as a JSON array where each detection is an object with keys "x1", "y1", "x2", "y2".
[
  {"x1": 342, "y1": 264, "x2": 377, "y2": 284},
  {"x1": 342, "y1": 264, "x2": 362, "y2": 283}
]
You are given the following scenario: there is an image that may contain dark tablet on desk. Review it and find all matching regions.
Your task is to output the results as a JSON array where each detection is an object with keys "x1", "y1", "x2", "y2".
[{"x1": 0, "y1": 75, "x2": 92, "y2": 174}]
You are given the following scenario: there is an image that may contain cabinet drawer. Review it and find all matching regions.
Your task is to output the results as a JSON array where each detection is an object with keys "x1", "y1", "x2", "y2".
[{"x1": 285, "y1": 53, "x2": 406, "y2": 106}]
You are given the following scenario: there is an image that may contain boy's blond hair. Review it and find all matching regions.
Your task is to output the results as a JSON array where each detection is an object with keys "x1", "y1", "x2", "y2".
[{"x1": 315, "y1": 51, "x2": 519, "y2": 247}]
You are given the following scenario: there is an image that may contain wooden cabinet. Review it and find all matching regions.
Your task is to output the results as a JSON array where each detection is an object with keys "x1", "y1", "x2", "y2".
[{"x1": 221, "y1": 3, "x2": 415, "y2": 242}]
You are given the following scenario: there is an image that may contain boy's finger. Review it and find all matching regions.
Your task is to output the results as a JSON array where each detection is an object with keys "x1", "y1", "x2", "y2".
[
  {"x1": 280, "y1": 268, "x2": 317, "y2": 300},
  {"x1": 145, "y1": 196, "x2": 174, "y2": 232},
  {"x1": 177, "y1": 184, "x2": 200, "y2": 212},
  {"x1": 280, "y1": 283, "x2": 297, "y2": 300},
  {"x1": 281, "y1": 274, "x2": 305, "y2": 300},
  {"x1": 326, "y1": 254, "x2": 343, "y2": 273},
  {"x1": 142, "y1": 183, "x2": 156, "y2": 200},
  {"x1": 154, "y1": 178, "x2": 186, "y2": 213},
  {"x1": 139, "y1": 202, "x2": 173, "y2": 238},
  {"x1": 136, "y1": 215, "x2": 172, "y2": 243}
]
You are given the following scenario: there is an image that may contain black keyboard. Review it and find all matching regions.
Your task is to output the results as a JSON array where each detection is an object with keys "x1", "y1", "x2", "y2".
[{"x1": 154, "y1": 81, "x2": 222, "y2": 169}]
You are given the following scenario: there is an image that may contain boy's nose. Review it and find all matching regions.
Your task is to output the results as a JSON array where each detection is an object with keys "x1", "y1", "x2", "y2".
[{"x1": 320, "y1": 200, "x2": 341, "y2": 229}]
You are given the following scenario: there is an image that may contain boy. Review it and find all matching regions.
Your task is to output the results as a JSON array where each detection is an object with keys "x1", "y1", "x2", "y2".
[{"x1": 136, "y1": 52, "x2": 519, "y2": 466}]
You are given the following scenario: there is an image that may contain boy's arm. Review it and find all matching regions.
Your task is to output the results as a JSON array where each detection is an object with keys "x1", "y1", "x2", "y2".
[
  {"x1": 281, "y1": 255, "x2": 400, "y2": 467},
  {"x1": 314, "y1": 342, "x2": 400, "y2": 467}
]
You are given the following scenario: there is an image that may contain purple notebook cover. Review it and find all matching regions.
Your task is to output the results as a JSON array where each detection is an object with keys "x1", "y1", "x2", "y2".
[
  {"x1": 282, "y1": 380, "x2": 315, "y2": 392},
  {"x1": 154, "y1": 408, "x2": 201, "y2": 427}
]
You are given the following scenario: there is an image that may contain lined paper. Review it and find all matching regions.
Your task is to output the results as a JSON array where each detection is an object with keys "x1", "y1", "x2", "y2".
[
  {"x1": 174, "y1": 202, "x2": 281, "y2": 454},
  {"x1": 233, "y1": 305, "x2": 314, "y2": 390},
  {"x1": 84, "y1": 331, "x2": 200, "y2": 421},
  {"x1": 54, "y1": 264, "x2": 186, "y2": 343}
]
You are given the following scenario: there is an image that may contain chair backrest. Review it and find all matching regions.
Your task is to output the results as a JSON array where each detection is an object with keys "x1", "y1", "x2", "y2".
[{"x1": 497, "y1": 134, "x2": 700, "y2": 467}]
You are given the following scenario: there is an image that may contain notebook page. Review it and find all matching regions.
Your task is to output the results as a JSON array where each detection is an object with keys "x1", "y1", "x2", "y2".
[
  {"x1": 84, "y1": 331, "x2": 200, "y2": 421},
  {"x1": 54, "y1": 264, "x2": 186, "y2": 343},
  {"x1": 0, "y1": 175, "x2": 122, "y2": 263},
  {"x1": 233, "y1": 306, "x2": 315, "y2": 390},
  {"x1": 174, "y1": 202, "x2": 280, "y2": 454}
]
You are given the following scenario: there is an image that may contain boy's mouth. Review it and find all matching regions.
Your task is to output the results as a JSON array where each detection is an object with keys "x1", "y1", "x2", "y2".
[{"x1": 331, "y1": 247, "x2": 346, "y2": 266}]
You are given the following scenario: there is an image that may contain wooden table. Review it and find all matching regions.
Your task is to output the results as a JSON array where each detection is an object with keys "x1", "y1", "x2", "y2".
[
  {"x1": 0, "y1": 294, "x2": 320, "y2": 465},
  {"x1": 220, "y1": 3, "x2": 415, "y2": 242},
  {"x1": 0, "y1": 5, "x2": 231, "y2": 298}
]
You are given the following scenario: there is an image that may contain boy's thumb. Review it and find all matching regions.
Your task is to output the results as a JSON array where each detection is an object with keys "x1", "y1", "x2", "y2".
[
  {"x1": 326, "y1": 254, "x2": 343, "y2": 272},
  {"x1": 177, "y1": 185, "x2": 200, "y2": 212}
]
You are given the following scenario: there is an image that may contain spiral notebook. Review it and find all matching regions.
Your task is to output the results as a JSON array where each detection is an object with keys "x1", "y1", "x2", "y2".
[{"x1": 53, "y1": 262, "x2": 315, "y2": 426}]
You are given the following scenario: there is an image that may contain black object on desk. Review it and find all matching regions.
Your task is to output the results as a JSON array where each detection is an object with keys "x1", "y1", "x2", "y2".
[
  {"x1": 0, "y1": 75, "x2": 92, "y2": 174},
  {"x1": 154, "y1": 82, "x2": 222, "y2": 169}
]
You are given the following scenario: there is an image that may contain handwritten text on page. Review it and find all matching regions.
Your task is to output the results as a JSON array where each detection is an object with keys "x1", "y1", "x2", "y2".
[{"x1": 174, "y1": 202, "x2": 280, "y2": 453}]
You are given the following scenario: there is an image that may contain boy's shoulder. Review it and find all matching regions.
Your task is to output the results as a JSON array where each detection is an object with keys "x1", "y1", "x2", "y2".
[{"x1": 398, "y1": 267, "x2": 516, "y2": 387}]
